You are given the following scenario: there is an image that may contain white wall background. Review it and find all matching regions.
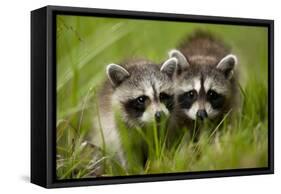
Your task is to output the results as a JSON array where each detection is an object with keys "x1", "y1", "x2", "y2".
[{"x1": 0, "y1": 0, "x2": 279, "y2": 193}]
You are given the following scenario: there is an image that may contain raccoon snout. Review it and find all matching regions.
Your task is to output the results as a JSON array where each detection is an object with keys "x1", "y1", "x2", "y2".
[
  {"x1": 196, "y1": 109, "x2": 208, "y2": 121},
  {"x1": 155, "y1": 111, "x2": 165, "y2": 122}
]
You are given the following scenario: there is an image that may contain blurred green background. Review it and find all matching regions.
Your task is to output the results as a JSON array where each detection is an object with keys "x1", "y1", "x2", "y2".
[{"x1": 56, "y1": 15, "x2": 268, "y2": 179}]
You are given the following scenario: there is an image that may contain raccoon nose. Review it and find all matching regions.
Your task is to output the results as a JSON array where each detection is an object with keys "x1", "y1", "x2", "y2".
[
  {"x1": 197, "y1": 109, "x2": 208, "y2": 121},
  {"x1": 155, "y1": 111, "x2": 164, "y2": 122}
]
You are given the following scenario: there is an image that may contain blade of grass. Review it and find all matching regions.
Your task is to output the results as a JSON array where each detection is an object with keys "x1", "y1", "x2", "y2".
[{"x1": 57, "y1": 22, "x2": 132, "y2": 91}]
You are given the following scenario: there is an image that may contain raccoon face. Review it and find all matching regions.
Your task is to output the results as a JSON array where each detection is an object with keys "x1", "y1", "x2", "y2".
[
  {"x1": 170, "y1": 50, "x2": 237, "y2": 121},
  {"x1": 106, "y1": 58, "x2": 178, "y2": 126}
]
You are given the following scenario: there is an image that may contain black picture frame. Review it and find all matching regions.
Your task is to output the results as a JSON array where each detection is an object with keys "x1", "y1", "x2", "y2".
[{"x1": 31, "y1": 5, "x2": 274, "y2": 188}]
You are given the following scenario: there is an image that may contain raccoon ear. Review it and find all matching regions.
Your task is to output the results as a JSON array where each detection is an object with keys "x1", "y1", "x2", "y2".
[
  {"x1": 161, "y1": 57, "x2": 178, "y2": 78},
  {"x1": 106, "y1": 64, "x2": 130, "y2": 86},
  {"x1": 216, "y1": 54, "x2": 238, "y2": 79},
  {"x1": 168, "y1": 49, "x2": 190, "y2": 70}
]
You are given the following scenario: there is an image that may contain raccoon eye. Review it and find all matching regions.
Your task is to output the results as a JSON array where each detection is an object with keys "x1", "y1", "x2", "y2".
[
  {"x1": 178, "y1": 90, "x2": 197, "y2": 109},
  {"x1": 186, "y1": 90, "x2": 197, "y2": 100},
  {"x1": 207, "y1": 90, "x2": 224, "y2": 109},
  {"x1": 136, "y1": 95, "x2": 147, "y2": 104},
  {"x1": 207, "y1": 90, "x2": 219, "y2": 100}
]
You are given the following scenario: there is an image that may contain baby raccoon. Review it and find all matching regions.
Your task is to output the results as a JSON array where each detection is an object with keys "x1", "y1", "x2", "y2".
[
  {"x1": 93, "y1": 58, "x2": 177, "y2": 168},
  {"x1": 168, "y1": 31, "x2": 239, "y2": 131}
]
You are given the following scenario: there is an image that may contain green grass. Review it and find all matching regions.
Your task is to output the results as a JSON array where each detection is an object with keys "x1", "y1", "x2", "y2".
[{"x1": 56, "y1": 15, "x2": 268, "y2": 179}]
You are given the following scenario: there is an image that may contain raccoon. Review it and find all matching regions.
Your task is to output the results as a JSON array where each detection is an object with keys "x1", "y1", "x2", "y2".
[
  {"x1": 168, "y1": 31, "x2": 239, "y2": 134},
  {"x1": 92, "y1": 58, "x2": 178, "y2": 168}
]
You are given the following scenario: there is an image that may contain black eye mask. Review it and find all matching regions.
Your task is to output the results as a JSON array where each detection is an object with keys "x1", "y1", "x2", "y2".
[
  {"x1": 178, "y1": 90, "x2": 198, "y2": 109},
  {"x1": 207, "y1": 90, "x2": 225, "y2": 109},
  {"x1": 160, "y1": 92, "x2": 174, "y2": 111},
  {"x1": 123, "y1": 95, "x2": 148, "y2": 119}
]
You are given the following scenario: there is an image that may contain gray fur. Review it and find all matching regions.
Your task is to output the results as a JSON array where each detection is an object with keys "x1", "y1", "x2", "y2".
[
  {"x1": 216, "y1": 54, "x2": 238, "y2": 79},
  {"x1": 107, "y1": 64, "x2": 130, "y2": 86},
  {"x1": 168, "y1": 30, "x2": 239, "y2": 131},
  {"x1": 160, "y1": 57, "x2": 178, "y2": 79},
  {"x1": 93, "y1": 58, "x2": 177, "y2": 169},
  {"x1": 168, "y1": 49, "x2": 189, "y2": 70}
]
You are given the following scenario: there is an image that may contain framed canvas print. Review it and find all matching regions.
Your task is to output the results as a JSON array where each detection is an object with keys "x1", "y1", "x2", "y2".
[{"x1": 31, "y1": 5, "x2": 274, "y2": 188}]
